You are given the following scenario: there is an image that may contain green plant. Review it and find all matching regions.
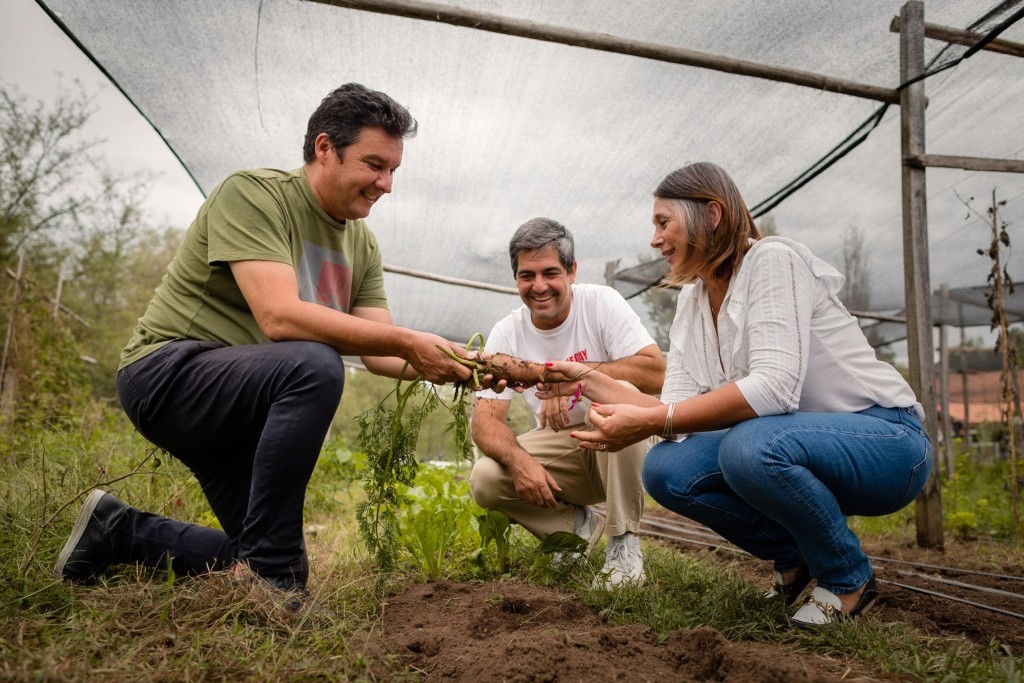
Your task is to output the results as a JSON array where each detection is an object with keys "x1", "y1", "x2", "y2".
[
  {"x1": 354, "y1": 366, "x2": 476, "y2": 577},
  {"x1": 397, "y1": 465, "x2": 477, "y2": 579},
  {"x1": 474, "y1": 509, "x2": 513, "y2": 573},
  {"x1": 948, "y1": 510, "x2": 979, "y2": 541}
]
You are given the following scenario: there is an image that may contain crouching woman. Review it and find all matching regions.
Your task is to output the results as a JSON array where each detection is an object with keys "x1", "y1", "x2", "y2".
[{"x1": 538, "y1": 161, "x2": 931, "y2": 627}]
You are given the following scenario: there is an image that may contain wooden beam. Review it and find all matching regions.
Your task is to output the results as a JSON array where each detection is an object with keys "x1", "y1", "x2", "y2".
[
  {"x1": 312, "y1": 0, "x2": 901, "y2": 104},
  {"x1": 906, "y1": 154, "x2": 1024, "y2": 174},
  {"x1": 891, "y1": 17, "x2": 1024, "y2": 59},
  {"x1": 900, "y1": 1, "x2": 944, "y2": 549},
  {"x1": 849, "y1": 310, "x2": 907, "y2": 323},
  {"x1": 383, "y1": 263, "x2": 517, "y2": 295}
]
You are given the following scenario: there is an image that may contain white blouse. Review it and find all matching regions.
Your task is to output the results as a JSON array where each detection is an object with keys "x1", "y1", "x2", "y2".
[{"x1": 662, "y1": 237, "x2": 921, "y2": 420}]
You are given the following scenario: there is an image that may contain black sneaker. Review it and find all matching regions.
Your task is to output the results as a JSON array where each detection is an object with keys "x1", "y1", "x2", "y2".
[
  {"x1": 260, "y1": 573, "x2": 312, "y2": 613},
  {"x1": 54, "y1": 489, "x2": 128, "y2": 582},
  {"x1": 231, "y1": 563, "x2": 317, "y2": 615}
]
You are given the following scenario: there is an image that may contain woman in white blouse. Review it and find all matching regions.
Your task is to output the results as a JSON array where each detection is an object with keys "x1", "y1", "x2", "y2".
[{"x1": 537, "y1": 162, "x2": 931, "y2": 627}]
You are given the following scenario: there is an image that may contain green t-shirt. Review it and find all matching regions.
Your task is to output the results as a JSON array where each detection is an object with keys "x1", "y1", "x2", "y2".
[{"x1": 119, "y1": 168, "x2": 388, "y2": 369}]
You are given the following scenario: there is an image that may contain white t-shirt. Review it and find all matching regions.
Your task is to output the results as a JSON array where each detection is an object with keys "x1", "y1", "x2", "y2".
[
  {"x1": 662, "y1": 237, "x2": 921, "y2": 424},
  {"x1": 477, "y1": 283, "x2": 657, "y2": 424}
]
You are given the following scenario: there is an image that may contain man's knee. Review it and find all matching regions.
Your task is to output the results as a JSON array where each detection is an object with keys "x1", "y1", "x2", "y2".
[
  {"x1": 289, "y1": 342, "x2": 346, "y2": 398},
  {"x1": 469, "y1": 457, "x2": 505, "y2": 509}
]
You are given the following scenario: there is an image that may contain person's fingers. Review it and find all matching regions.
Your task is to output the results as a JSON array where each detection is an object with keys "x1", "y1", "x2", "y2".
[
  {"x1": 539, "y1": 483, "x2": 558, "y2": 508},
  {"x1": 569, "y1": 428, "x2": 601, "y2": 442}
]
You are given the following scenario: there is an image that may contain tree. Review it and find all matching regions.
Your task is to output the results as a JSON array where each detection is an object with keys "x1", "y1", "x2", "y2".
[
  {"x1": 1, "y1": 81, "x2": 175, "y2": 426},
  {"x1": 63, "y1": 174, "x2": 179, "y2": 395},
  {"x1": 0, "y1": 83, "x2": 99, "y2": 265}
]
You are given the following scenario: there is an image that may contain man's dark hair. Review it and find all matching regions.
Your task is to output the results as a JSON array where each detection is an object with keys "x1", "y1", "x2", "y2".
[
  {"x1": 302, "y1": 83, "x2": 418, "y2": 162},
  {"x1": 508, "y1": 217, "x2": 575, "y2": 275}
]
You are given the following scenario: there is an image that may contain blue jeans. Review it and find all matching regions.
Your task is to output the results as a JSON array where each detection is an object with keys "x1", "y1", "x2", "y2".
[
  {"x1": 115, "y1": 340, "x2": 345, "y2": 582},
  {"x1": 642, "y1": 405, "x2": 931, "y2": 594}
]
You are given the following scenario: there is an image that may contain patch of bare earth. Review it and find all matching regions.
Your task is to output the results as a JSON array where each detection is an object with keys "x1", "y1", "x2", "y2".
[{"x1": 375, "y1": 581, "x2": 875, "y2": 683}]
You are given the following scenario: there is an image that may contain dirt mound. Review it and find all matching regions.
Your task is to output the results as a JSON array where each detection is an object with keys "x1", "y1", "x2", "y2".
[{"x1": 379, "y1": 580, "x2": 853, "y2": 682}]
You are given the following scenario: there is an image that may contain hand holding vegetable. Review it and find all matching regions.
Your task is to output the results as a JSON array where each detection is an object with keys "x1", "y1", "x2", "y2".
[
  {"x1": 408, "y1": 334, "x2": 476, "y2": 384},
  {"x1": 570, "y1": 402, "x2": 659, "y2": 453}
]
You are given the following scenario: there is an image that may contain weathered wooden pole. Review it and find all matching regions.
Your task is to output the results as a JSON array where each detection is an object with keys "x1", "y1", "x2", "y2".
[
  {"x1": 53, "y1": 259, "x2": 67, "y2": 322},
  {"x1": 959, "y1": 303, "x2": 969, "y2": 445},
  {"x1": 900, "y1": 1, "x2": 944, "y2": 548},
  {"x1": 939, "y1": 283, "x2": 954, "y2": 477},
  {"x1": 0, "y1": 252, "x2": 27, "y2": 429}
]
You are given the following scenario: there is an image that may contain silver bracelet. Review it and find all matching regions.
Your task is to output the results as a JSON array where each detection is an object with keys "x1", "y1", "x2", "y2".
[{"x1": 663, "y1": 402, "x2": 676, "y2": 437}]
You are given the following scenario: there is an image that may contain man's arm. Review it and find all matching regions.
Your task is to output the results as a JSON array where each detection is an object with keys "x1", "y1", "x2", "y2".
[
  {"x1": 580, "y1": 343, "x2": 665, "y2": 394},
  {"x1": 230, "y1": 260, "x2": 471, "y2": 384},
  {"x1": 472, "y1": 397, "x2": 562, "y2": 509},
  {"x1": 349, "y1": 305, "x2": 427, "y2": 379}
]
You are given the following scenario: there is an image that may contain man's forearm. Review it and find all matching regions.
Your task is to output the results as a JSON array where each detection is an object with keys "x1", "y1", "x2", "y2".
[{"x1": 471, "y1": 416, "x2": 529, "y2": 471}]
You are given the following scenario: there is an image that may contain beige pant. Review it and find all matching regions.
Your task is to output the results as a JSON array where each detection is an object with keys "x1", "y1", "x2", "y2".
[{"x1": 469, "y1": 425, "x2": 651, "y2": 539}]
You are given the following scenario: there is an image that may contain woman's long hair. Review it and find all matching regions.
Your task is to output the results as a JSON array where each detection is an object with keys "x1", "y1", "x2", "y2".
[{"x1": 655, "y1": 162, "x2": 761, "y2": 284}]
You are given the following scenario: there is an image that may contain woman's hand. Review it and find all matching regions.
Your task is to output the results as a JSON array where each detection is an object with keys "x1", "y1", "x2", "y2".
[
  {"x1": 571, "y1": 402, "x2": 659, "y2": 452},
  {"x1": 534, "y1": 360, "x2": 591, "y2": 402},
  {"x1": 539, "y1": 360, "x2": 590, "y2": 384}
]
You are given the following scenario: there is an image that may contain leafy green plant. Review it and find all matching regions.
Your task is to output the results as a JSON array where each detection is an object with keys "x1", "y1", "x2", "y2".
[
  {"x1": 354, "y1": 366, "x2": 476, "y2": 576},
  {"x1": 948, "y1": 510, "x2": 978, "y2": 541},
  {"x1": 398, "y1": 465, "x2": 477, "y2": 579},
  {"x1": 474, "y1": 509, "x2": 513, "y2": 573},
  {"x1": 532, "y1": 531, "x2": 589, "y2": 573}
]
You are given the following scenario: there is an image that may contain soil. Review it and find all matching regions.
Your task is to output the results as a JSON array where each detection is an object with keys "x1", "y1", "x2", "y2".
[
  {"x1": 372, "y1": 515, "x2": 1024, "y2": 683},
  {"x1": 378, "y1": 581, "x2": 853, "y2": 683}
]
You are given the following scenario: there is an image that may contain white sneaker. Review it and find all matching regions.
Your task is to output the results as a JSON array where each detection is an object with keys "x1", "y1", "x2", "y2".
[
  {"x1": 576, "y1": 506, "x2": 606, "y2": 550},
  {"x1": 551, "y1": 506, "x2": 606, "y2": 566},
  {"x1": 593, "y1": 533, "x2": 645, "y2": 588}
]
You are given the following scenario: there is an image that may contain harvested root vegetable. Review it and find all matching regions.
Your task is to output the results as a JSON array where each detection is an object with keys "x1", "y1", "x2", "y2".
[
  {"x1": 440, "y1": 343, "x2": 594, "y2": 388},
  {"x1": 441, "y1": 349, "x2": 549, "y2": 388}
]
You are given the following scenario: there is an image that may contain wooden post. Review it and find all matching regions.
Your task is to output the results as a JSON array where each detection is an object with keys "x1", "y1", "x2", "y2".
[
  {"x1": 939, "y1": 284, "x2": 954, "y2": 477},
  {"x1": 0, "y1": 252, "x2": 26, "y2": 429},
  {"x1": 900, "y1": 1, "x2": 944, "y2": 548},
  {"x1": 53, "y1": 259, "x2": 67, "y2": 322},
  {"x1": 959, "y1": 303, "x2": 969, "y2": 445}
]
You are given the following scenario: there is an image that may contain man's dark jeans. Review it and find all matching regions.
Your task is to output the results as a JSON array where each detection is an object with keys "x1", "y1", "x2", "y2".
[{"x1": 114, "y1": 340, "x2": 345, "y2": 582}]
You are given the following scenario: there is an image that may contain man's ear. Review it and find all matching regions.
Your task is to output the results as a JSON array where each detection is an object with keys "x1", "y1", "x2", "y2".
[
  {"x1": 568, "y1": 260, "x2": 578, "y2": 282},
  {"x1": 315, "y1": 133, "x2": 334, "y2": 163}
]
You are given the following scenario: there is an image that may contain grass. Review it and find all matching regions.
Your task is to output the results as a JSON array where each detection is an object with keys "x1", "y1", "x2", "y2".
[{"x1": 2, "y1": 406, "x2": 1023, "y2": 681}]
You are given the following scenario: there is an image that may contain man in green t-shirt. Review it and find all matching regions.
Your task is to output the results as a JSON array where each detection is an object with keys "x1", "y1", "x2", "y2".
[{"x1": 54, "y1": 84, "x2": 481, "y2": 611}]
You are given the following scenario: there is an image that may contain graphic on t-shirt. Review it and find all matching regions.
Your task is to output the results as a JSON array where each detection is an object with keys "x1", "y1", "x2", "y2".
[
  {"x1": 566, "y1": 349, "x2": 588, "y2": 363},
  {"x1": 297, "y1": 241, "x2": 352, "y2": 312}
]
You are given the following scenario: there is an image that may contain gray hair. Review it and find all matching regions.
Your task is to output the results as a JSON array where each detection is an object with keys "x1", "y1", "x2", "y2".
[{"x1": 508, "y1": 217, "x2": 575, "y2": 275}]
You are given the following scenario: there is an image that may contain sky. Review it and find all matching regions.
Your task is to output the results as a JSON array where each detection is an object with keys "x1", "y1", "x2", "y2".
[{"x1": 0, "y1": 0, "x2": 206, "y2": 230}]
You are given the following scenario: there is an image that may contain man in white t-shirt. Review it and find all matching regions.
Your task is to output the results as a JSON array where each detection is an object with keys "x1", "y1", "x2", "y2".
[{"x1": 470, "y1": 218, "x2": 665, "y2": 586}]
